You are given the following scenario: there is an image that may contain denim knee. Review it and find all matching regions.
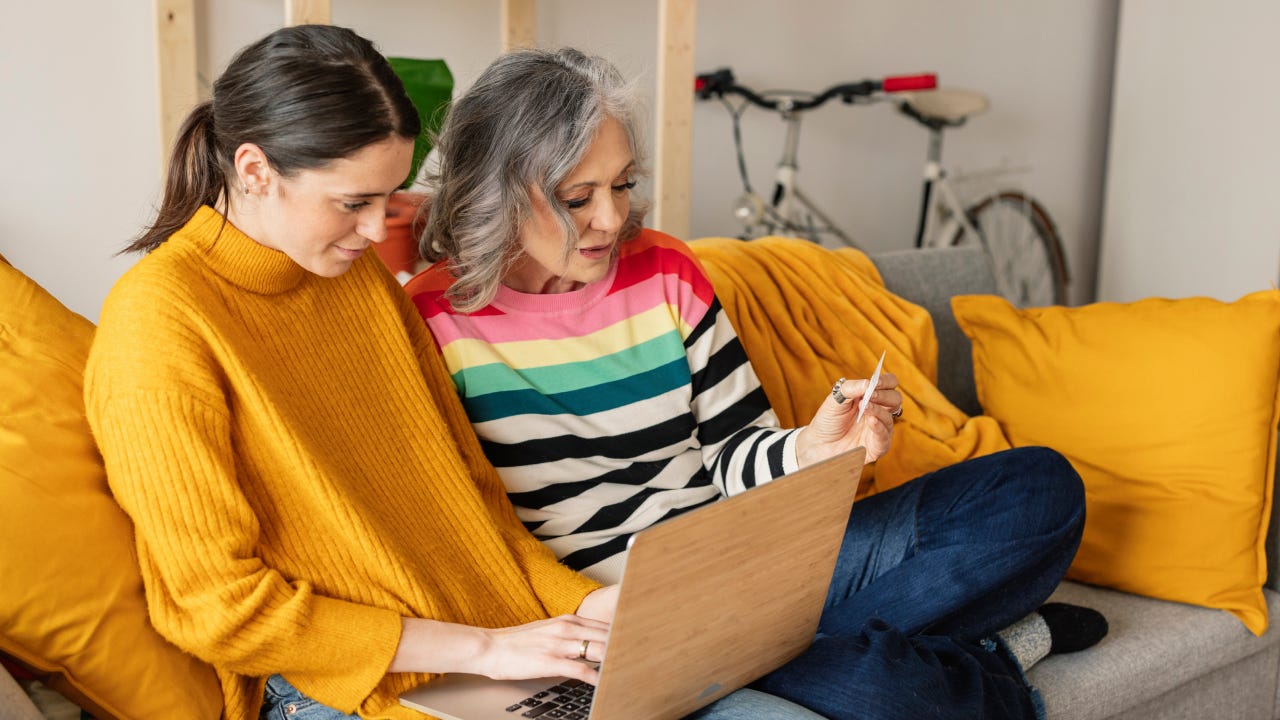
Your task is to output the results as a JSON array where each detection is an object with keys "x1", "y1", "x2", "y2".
[{"x1": 1001, "y1": 446, "x2": 1085, "y2": 535}]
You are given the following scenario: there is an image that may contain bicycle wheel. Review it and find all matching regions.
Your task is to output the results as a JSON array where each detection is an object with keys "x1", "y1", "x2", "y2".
[{"x1": 948, "y1": 191, "x2": 1069, "y2": 307}]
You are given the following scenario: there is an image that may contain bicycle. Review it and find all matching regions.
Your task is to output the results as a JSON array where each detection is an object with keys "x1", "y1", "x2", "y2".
[{"x1": 694, "y1": 68, "x2": 1070, "y2": 307}]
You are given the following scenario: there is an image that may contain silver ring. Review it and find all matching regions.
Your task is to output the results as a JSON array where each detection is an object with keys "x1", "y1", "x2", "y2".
[
  {"x1": 891, "y1": 407, "x2": 903, "y2": 418},
  {"x1": 578, "y1": 639, "x2": 590, "y2": 660},
  {"x1": 831, "y1": 378, "x2": 847, "y2": 404}
]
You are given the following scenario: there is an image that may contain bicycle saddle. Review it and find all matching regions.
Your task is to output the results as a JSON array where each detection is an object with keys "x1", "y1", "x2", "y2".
[{"x1": 897, "y1": 88, "x2": 990, "y2": 126}]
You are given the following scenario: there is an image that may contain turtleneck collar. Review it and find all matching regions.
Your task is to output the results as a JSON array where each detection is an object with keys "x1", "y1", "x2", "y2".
[{"x1": 174, "y1": 206, "x2": 307, "y2": 295}]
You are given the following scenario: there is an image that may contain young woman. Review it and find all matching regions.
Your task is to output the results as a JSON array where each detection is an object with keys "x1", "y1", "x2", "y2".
[
  {"x1": 85, "y1": 26, "x2": 825, "y2": 720},
  {"x1": 407, "y1": 47, "x2": 1105, "y2": 720}
]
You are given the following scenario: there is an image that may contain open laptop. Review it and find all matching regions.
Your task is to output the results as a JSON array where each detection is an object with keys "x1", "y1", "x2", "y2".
[{"x1": 400, "y1": 447, "x2": 865, "y2": 720}]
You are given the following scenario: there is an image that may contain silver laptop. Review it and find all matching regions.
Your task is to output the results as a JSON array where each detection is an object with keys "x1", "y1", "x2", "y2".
[{"x1": 400, "y1": 447, "x2": 866, "y2": 720}]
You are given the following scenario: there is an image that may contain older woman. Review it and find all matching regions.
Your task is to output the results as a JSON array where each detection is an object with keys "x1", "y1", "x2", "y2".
[{"x1": 407, "y1": 47, "x2": 1104, "y2": 720}]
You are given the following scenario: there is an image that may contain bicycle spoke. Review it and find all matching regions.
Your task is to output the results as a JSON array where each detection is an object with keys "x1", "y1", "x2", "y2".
[{"x1": 965, "y1": 192, "x2": 1067, "y2": 308}]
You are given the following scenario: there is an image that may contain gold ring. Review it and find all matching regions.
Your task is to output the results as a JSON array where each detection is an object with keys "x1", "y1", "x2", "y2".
[{"x1": 578, "y1": 639, "x2": 590, "y2": 660}]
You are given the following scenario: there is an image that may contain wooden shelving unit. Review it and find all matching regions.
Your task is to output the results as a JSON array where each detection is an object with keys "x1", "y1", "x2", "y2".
[
  {"x1": 152, "y1": 0, "x2": 695, "y2": 238},
  {"x1": 154, "y1": 0, "x2": 198, "y2": 175}
]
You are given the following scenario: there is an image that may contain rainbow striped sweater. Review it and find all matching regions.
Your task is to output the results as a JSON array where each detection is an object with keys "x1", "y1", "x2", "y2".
[{"x1": 407, "y1": 229, "x2": 800, "y2": 583}]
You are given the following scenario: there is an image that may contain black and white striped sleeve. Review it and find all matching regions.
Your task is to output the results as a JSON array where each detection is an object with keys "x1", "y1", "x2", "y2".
[{"x1": 685, "y1": 296, "x2": 801, "y2": 497}]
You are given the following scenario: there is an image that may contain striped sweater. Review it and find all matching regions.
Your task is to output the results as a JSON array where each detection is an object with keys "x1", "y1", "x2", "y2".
[
  {"x1": 407, "y1": 229, "x2": 800, "y2": 583},
  {"x1": 85, "y1": 207, "x2": 599, "y2": 720}
]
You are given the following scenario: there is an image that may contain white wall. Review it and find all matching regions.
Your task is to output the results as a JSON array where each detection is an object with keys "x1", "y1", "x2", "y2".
[
  {"x1": 1096, "y1": 0, "x2": 1280, "y2": 303},
  {"x1": 1, "y1": 2, "x2": 159, "y2": 322},
  {"x1": 0, "y1": 1, "x2": 1115, "y2": 322}
]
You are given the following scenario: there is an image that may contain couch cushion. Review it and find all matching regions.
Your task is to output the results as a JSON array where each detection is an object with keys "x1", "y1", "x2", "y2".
[
  {"x1": 0, "y1": 664, "x2": 44, "y2": 720},
  {"x1": 0, "y1": 256, "x2": 222, "y2": 719},
  {"x1": 872, "y1": 246, "x2": 998, "y2": 416},
  {"x1": 953, "y1": 292, "x2": 1280, "y2": 635},
  {"x1": 1031, "y1": 582, "x2": 1280, "y2": 720}
]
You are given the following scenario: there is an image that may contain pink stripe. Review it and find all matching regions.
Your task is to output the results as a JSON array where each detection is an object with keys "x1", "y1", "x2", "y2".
[
  {"x1": 438, "y1": 271, "x2": 710, "y2": 345},
  {"x1": 426, "y1": 306, "x2": 512, "y2": 347}
]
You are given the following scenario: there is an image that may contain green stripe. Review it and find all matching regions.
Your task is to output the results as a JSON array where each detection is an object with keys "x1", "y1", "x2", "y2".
[
  {"x1": 451, "y1": 330, "x2": 687, "y2": 396},
  {"x1": 463, "y1": 355, "x2": 691, "y2": 423}
]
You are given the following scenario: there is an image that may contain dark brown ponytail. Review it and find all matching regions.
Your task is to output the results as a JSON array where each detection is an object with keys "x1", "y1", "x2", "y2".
[
  {"x1": 127, "y1": 25, "x2": 421, "y2": 254},
  {"x1": 128, "y1": 101, "x2": 228, "y2": 253}
]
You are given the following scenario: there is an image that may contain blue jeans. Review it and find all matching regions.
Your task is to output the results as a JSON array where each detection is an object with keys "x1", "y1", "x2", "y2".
[
  {"x1": 752, "y1": 446, "x2": 1084, "y2": 720},
  {"x1": 260, "y1": 675, "x2": 358, "y2": 720},
  {"x1": 261, "y1": 674, "x2": 821, "y2": 719}
]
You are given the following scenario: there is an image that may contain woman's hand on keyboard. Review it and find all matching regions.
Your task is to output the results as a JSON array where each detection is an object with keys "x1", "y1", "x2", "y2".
[
  {"x1": 387, "y1": 614, "x2": 609, "y2": 684},
  {"x1": 475, "y1": 615, "x2": 611, "y2": 684}
]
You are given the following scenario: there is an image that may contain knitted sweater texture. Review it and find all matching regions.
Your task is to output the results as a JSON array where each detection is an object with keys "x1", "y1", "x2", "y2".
[
  {"x1": 84, "y1": 207, "x2": 598, "y2": 719},
  {"x1": 407, "y1": 230, "x2": 799, "y2": 584}
]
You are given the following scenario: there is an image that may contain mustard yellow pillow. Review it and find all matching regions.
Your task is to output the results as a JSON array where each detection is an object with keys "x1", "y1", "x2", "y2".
[
  {"x1": 952, "y1": 291, "x2": 1280, "y2": 635},
  {"x1": 0, "y1": 257, "x2": 222, "y2": 719}
]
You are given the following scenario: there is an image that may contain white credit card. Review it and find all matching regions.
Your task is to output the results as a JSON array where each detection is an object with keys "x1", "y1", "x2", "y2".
[{"x1": 855, "y1": 351, "x2": 886, "y2": 425}]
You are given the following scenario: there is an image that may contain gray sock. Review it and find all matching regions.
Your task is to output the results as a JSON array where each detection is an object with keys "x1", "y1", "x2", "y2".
[{"x1": 998, "y1": 612, "x2": 1051, "y2": 671}]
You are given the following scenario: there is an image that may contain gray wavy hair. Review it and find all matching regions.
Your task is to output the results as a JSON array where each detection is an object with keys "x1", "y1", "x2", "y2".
[{"x1": 421, "y1": 47, "x2": 649, "y2": 312}]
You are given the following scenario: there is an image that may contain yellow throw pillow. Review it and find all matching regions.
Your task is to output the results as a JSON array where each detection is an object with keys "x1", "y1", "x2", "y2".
[
  {"x1": 952, "y1": 291, "x2": 1280, "y2": 635},
  {"x1": 0, "y1": 257, "x2": 222, "y2": 719}
]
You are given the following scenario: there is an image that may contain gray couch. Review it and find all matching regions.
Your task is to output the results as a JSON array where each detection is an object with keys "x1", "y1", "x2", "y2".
[
  {"x1": 4, "y1": 246, "x2": 1277, "y2": 720},
  {"x1": 0, "y1": 670, "x2": 41, "y2": 720},
  {"x1": 872, "y1": 245, "x2": 1280, "y2": 720}
]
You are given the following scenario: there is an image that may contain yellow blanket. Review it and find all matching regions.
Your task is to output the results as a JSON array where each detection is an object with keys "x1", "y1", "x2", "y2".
[{"x1": 689, "y1": 236, "x2": 1011, "y2": 497}]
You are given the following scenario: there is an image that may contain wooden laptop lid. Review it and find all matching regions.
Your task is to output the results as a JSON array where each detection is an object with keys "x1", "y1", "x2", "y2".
[{"x1": 588, "y1": 447, "x2": 865, "y2": 719}]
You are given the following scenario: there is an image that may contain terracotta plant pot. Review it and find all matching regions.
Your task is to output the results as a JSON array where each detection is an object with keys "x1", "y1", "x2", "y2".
[{"x1": 377, "y1": 191, "x2": 429, "y2": 280}]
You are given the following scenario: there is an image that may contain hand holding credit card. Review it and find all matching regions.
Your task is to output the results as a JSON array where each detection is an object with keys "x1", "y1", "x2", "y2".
[{"x1": 855, "y1": 351, "x2": 886, "y2": 425}]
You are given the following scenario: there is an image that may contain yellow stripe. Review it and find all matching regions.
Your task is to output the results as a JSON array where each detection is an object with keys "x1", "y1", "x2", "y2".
[{"x1": 442, "y1": 303, "x2": 694, "y2": 371}]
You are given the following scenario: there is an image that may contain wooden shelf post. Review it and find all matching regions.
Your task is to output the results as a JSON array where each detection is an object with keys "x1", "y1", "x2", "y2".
[
  {"x1": 653, "y1": 0, "x2": 695, "y2": 239},
  {"x1": 284, "y1": 0, "x2": 331, "y2": 26},
  {"x1": 154, "y1": 0, "x2": 199, "y2": 171},
  {"x1": 501, "y1": 0, "x2": 536, "y2": 51}
]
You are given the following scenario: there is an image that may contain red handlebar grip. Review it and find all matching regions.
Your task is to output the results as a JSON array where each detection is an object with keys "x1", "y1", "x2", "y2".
[{"x1": 882, "y1": 73, "x2": 938, "y2": 92}]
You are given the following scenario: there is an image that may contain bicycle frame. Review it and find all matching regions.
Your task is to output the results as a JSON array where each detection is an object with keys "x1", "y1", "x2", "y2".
[
  {"x1": 768, "y1": 105, "x2": 854, "y2": 246},
  {"x1": 914, "y1": 127, "x2": 982, "y2": 249}
]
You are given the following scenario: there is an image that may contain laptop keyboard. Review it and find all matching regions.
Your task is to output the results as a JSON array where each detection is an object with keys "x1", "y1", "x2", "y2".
[{"x1": 504, "y1": 678, "x2": 596, "y2": 718}]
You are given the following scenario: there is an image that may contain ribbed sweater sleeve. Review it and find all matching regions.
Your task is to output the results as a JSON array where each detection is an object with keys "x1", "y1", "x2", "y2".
[
  {"x1": 86, "y1": 291, "x2": 400, "y2": 712},
  {"x1": 96, "y1": 392, "x2": 399, "y2": 666},
  {"x1": 91, "y1": 392, "x2": 402, "y2": 687}
]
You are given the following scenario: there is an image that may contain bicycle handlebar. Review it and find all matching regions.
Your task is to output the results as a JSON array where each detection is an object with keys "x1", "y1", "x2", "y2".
[
  {"x1": 882, "y1": 74, "x2": 938, "y2": 92},
  {"x1": 694, "y1": 68, "x2": 937, "y2": 111}
]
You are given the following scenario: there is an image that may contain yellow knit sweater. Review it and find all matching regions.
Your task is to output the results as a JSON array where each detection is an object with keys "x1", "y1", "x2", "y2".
[{"x1": 84, "y1": 207, "x2": 599, "y2": 719}]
